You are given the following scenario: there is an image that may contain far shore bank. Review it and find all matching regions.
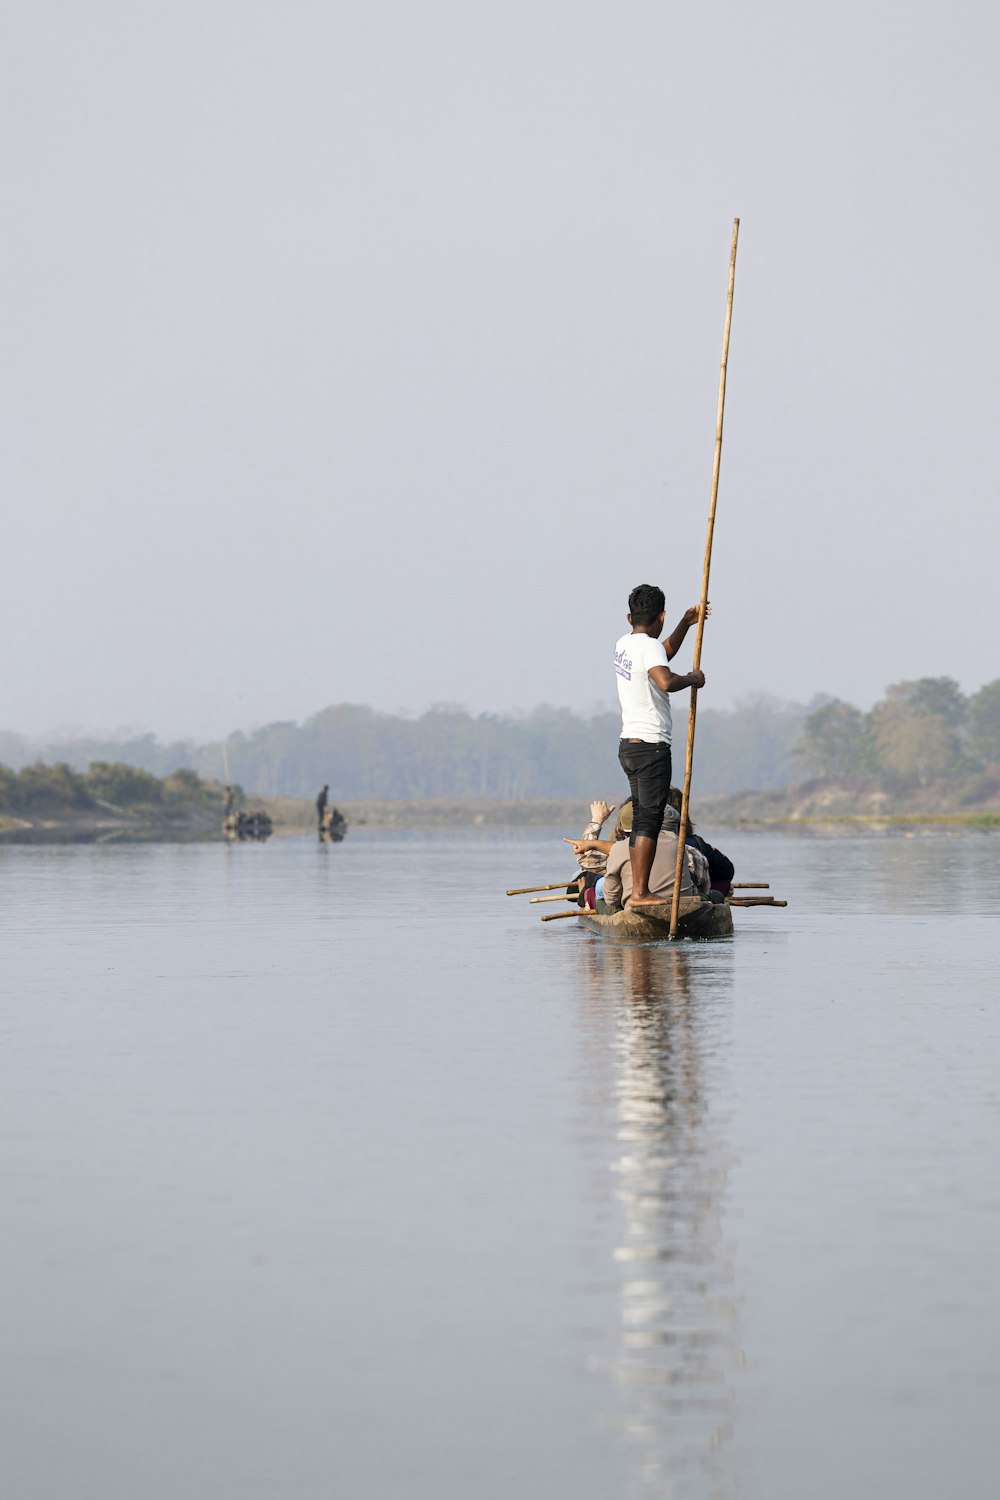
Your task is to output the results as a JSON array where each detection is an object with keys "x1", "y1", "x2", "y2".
[
  {"x1": 297, "y1": 796, "x2": 1000, "y2": 832},
  {"x1": 273, "y1": 798, "x2": 593, "y2": 831},
  {"x1": 0, "y1": 808, "x2": 221, "y2": 844},
  {"x1": 0, "y1": 797, "x2": 596, "y2": 843},
  {"x1": 695, "y1": 776, "x2": 1000, "y2": 828},
  {"x1": 4, "y1": 788, "x2": 1000, "y2": 844}
]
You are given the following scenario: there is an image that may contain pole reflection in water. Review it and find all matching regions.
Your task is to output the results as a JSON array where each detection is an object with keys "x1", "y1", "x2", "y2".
[{"x1": 574, "y1": 938, "x2": 741, "y2": 1500}]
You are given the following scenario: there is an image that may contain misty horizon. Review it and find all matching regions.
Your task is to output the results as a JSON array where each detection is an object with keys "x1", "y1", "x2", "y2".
[
  {"x1": 0, "y1": 683, "x2": 899, "y2": 748},
  {"x1": 3, "y1": 2, "x2": 998, "y2": 748},
  {"x1": 7, "y1": 668, "x2": 997, "y2": 750},
  {"x1": 3, "y1": 673, "x2": 995, "y2": 806}
]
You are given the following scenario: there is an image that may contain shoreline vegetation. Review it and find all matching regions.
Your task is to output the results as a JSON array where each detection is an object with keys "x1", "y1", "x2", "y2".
[
  {"x1": 0, "y1": 763, "x2": 227, "y2": 843},
  {"x1": 1, "y1": 675, "x2": 998, "y2": 809},
  {"x1": 0, "y1": 697, "x2": 815, "y2": 800},
  {"x1": 3, "y1": 666, "x2": 1000, "y2": 841}
]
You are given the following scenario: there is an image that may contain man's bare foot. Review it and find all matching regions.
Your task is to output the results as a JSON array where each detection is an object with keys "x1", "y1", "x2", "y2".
[{"x1": 629, "y1": 892, "x2": 667, "y2": 907}]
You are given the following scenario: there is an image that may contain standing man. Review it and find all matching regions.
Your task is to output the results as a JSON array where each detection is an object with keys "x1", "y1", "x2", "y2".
[
  {"x1": 614, "y1": 584, "x2": 706, "y2": 907},
  {"x1": 316, "y1": 784, "x2": 329, "y2": 830}
]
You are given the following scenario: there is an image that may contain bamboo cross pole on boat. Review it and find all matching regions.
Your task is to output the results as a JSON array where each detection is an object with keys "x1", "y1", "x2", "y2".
[
  {"x1": 530, "y1": 893, "x2": 577, "y2": 904},
  {"x1": 540, "y1": 909, "x2": 581, "y2": 921},
  {"x1": 732, "y1": 882, "x2": 768, "y2": 889},
  {"x1": 727, "y1": 896, "x2": 787, "y2": 907},
  {"x1": 670, "y1": 218, "x2": 740, "y2": 939},
  {"x1": 506, "y1": 881, "x2": 573, "y2": 896}
]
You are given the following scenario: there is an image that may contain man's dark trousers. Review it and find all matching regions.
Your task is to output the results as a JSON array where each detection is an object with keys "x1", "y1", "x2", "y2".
[{"x1": 618, "y1": 739, "x2": 672, "y2": 844}]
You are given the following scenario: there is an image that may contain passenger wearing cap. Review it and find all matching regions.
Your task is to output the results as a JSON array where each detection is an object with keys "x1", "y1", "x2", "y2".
[
  {"x1": 566, "y1": 804, "x2": 716, "y2": 906},
  {"x1": 565, "y1": 800, "x2": 695, "y2": 912},
  {"x1": 601, "y1": 803, "x2": 695, "y2": 911}
]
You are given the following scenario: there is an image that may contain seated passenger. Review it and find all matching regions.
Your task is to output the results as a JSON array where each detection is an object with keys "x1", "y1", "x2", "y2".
[
  {"x1": 685, "y1": 839, "x2": 712, "y2": 896},
  {"x1": 575, "y1": 800, "x2": 616, "y2": 873},
  {"x1": 666, "y1": 786, "x2": 735, "y2": 898},
  {"x1": 601, "y1": 804, "x2": 694, "y2": 911},
  {"x1": 563, "y1": 799, "x2": 613, "y2": 906},
  {"x1": 565, "y1": 801, "x2": 631, "y2": 909}
]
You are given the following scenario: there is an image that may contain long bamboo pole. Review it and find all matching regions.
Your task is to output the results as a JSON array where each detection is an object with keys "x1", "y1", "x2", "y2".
[{"x1": 670, "y1": 218, "x2": 740, "y2": 938}]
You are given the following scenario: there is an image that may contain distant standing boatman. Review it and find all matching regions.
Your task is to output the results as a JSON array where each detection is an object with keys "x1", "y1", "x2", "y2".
[
  {"x1": 614, "y1": 584, "x2": 706, "y2": 907},
  {"x1": 316, "y1": 784, "x2": 330, "y2": 829}
]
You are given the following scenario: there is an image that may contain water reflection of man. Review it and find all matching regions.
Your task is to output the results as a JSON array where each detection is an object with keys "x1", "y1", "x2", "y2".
[{"x1": 573, "y1": 938, "x2": 739, "y2": 1495}]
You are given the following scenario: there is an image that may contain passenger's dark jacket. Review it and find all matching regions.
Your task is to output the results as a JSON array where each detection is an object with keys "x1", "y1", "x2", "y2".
[{"x1": 687, "y1": 833, "x2": 734, "y2": 894}]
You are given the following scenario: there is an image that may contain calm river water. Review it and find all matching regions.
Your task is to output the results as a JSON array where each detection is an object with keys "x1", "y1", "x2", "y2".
[{"x1": 2, "y1": 828, "x2": 998, "y2": 1499}]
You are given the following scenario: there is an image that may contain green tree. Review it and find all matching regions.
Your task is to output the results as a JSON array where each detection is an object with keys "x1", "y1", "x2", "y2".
[
  {"x1": 0, "y1": 764, "x2": 23, "y2": 810},
  {"x1": 795, "y1": 700, "x2": 873, "y2": 780},
  {"x1": 18, "y1": 761, "x2": 91, "y2": 809},
  {"x1": 85, "y1": 762, "x2": 163, "y2": 806},
  {"x1": 161, "y1": 768, "x2": 207, "y2": 802},
  {"x1": 966, "y1": 680, "x2": 1000, "y2": 765},
  {"x1": 869, "y1": 678, "x2": 967, "y2": 783},
  {"x1": 884, "y1": 677, "x2": 967, "y2": 723}
]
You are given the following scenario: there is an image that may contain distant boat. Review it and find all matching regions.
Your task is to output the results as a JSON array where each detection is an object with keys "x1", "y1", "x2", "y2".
[
  {"x1": 319, "y1": 806, "x2": 347, "y2": 843},
  {"x1": 223, "y1": 810, "x2": 273, "y2": 843}
]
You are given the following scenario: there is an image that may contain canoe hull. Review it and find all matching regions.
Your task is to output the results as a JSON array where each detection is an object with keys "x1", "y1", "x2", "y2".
[{"x1": 577, "y1": 897, "x2": 733, "y2": 941}]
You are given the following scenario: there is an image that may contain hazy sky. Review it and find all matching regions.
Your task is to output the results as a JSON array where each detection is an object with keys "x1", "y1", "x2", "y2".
[{"x1": 3, "y1": 0, "x2": 997, "y2": 739}]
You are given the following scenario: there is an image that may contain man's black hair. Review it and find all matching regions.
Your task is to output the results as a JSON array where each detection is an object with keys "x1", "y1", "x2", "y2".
[{"x1": 628, "y1": 583, "x2": 665, "y2": 628}]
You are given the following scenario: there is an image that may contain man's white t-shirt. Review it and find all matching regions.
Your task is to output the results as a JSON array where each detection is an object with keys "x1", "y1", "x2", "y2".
[{"x1": 614, "y1": 632, "x2": 672, "y2": 743}]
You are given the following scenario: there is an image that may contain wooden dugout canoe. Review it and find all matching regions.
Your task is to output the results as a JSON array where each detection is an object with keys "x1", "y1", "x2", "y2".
[{"x1": 577, "y1": 894, "x2": 734, "y2": 941}]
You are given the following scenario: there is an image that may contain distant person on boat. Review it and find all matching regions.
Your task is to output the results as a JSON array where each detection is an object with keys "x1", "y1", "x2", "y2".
[
  {"x1": 223, "y1": 785, "x2": 235, "y2": 816},
  {"x1": 614, "y1": 584, "x2": 707, "y2": 908},
  {"x1": 666, "y1": 786, "x2": 735, "y2": 898},
  {"x1": 316, "y1": 785, "x2": 329, "y2": 829}
]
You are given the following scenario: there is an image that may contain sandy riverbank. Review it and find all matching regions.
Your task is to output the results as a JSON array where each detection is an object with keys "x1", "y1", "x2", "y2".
[{"x1": 696, "y1": 778, "x2": 1000, "y2": 827}]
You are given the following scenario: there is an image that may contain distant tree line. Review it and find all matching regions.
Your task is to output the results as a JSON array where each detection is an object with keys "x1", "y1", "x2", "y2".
[
  {"x1": 0, "y1": 762, "x2": 222, "y2": 814},
  {"x1": 2, "y1": 680, "x2": 996, "y2": 804},
  {"x1": 796, "y1": 677, "x2": 1000, "y2": 791},
  {"x1": 0, "y1": 699, "x2": 810, "y2": 801}
]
